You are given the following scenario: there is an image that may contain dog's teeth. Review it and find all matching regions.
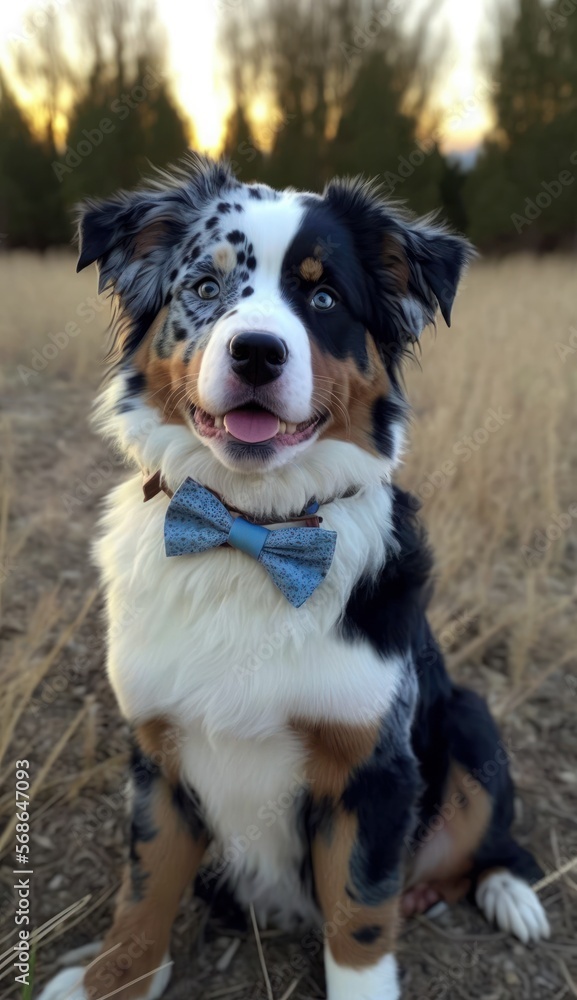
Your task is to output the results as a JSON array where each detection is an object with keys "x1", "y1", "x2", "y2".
[
  {"x1": 286, "y1": 422, "x2": 297, "y2": 434},
  {"x1": 278, "y1": 421, "x2": 287, "y2": 434},
  {"x1": 214, "y1": 416, "x2": 224, "y2": 429}
]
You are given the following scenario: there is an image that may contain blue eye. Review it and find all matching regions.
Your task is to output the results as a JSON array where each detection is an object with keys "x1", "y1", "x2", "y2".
[
  {"x1": 195, "y1": 278, "x2": 220, "y2": 300},
  {"x1": 311, "y1": 288, "x2": 336, "y2": 311}
]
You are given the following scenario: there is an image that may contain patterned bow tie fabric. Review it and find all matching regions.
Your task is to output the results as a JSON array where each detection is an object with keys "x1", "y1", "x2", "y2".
[{"x1": 164, "y1": 478, "x2": 337, "y2": 608}]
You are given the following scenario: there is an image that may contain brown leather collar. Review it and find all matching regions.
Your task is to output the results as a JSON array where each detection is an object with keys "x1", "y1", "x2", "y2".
[{"x1": 142, "y1": 469, "x2": 329, "y2": 528}]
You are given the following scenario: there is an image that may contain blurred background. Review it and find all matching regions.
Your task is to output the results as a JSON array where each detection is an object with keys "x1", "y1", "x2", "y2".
[
  {"x1": 0, "y1": 0, "x2": 576, "y2": 251},
  {"x1": 1, "y1": 2, "x2": 576, "y2": 998}
]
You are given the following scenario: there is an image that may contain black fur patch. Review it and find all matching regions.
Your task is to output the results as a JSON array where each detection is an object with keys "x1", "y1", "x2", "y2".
[
  {"x1": 342, "y1": 723, "x2": 420, "y2": 905},
  {"x1": 352, "y1": 925, "x2": 382, "y2": 944},
  {"x1": 173, "y1": 782, "x2": 207, "y2": 841},
  {"x1": 342, "y1": 486, "x2": 434, "y2": 658},
  {"x1": 372, "y1": 395, "x2": 407, "y2": 457},
  {"x1": 129, "y1": 744, "x2": 161, "y2": 901}
]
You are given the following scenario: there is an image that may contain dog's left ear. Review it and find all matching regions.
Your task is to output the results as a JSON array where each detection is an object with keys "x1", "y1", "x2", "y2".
[
  {"x1": 389, "y1": 220, "x2": 475, "y2": 331},
  {"x1": 324, "y1": 178, "x2": 475, "y2": 345},
  {"x1": 76, "y1": 188, "x2": 189, "y2": 319}
]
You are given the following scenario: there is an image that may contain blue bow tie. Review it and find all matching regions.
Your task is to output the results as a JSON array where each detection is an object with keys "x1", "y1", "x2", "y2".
[{"x1": 164, "y1": 478, "x2": 337, "y2": 608}]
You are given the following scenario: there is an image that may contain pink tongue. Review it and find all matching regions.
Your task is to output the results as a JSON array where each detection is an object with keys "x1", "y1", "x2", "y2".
[{"x1": 224, "y1": 408, "x2": 280, "y2": 443}]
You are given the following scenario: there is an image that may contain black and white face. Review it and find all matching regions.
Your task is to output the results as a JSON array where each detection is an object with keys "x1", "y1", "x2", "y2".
[{"x1": 77, "y1": 158, "x2": 472, "y2": 473}]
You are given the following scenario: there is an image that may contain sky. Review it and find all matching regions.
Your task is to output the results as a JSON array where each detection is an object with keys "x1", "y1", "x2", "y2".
[{"x1": 0, "y1": 0, "x2": 496, "y2": 156}]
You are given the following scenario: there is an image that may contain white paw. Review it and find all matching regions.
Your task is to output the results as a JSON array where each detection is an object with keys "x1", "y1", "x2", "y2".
[
  {"x1": 324, "y1": 941, "x2": 400, "y2": 1000},
  {"x1": 37, "y1": 966, "x2": 87, "y2": 1000},
  {"x1": 36, "y1": 952, "x2": 172, "y2": 1000},
  {"x1": 476, "y1": 871, "x2": 550, "y2": 944}
]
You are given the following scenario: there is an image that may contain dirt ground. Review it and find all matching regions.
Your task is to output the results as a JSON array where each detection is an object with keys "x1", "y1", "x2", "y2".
[{"x1": 0, "y1": 254, "x2": 576, "y2": 999}]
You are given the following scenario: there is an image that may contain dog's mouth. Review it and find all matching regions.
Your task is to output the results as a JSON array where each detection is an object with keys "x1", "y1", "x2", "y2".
[{"x1": 191, "y1": 403, "x2": 327, "y2": 448}]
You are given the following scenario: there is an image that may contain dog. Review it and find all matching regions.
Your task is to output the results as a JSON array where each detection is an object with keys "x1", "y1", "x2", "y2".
[{"x1": 38, "y1": 155, "x2": 549, "y2": 1000}]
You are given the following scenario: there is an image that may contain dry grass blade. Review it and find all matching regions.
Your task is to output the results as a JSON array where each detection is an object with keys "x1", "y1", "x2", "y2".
[
  {"x1": 250, "y1": 904, "x2": 273, "y2": 1000},
  {"x1": 534, "y1": 856, "x2": 577, "y2": 893},
  {"x1": 0, "y1": 587, "x2": 97, "y2": 770},
  {"x1": 0, "y1": 896, "x2": 91, "y2": 979},
  {"x1": 278, "y1": 979, "x2": 301, "y2": 1000},
  {"x1": 0, "y1": 700, "x2": 90, "y2": 855},
  {"x1": 495, "y1": 646, "x2": 577, "y2": 719},
  {"x1": 557, "y1": 959, "x2": 577, "y2": 998}
]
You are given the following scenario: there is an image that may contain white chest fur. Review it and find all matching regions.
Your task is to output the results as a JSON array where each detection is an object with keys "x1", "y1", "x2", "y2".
[
  {"x1": 94, "y1": 449, "x2": 403, "y2": 923},
  {"x1": 96, "y1": 471, "x2": 402, "y2": 737}
]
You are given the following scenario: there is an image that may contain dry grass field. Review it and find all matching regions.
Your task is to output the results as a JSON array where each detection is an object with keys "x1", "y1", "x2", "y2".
[{"x1": 0, "y1": 251, "x2": 576, "y2": 999}]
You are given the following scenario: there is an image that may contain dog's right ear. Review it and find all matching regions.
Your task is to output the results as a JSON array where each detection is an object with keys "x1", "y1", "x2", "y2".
[{"x1": 76, "y1": 189, "x2": 189, "y2": 319}]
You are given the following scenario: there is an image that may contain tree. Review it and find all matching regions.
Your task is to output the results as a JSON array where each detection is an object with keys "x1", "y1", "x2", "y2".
[
  {"x1": 0, "y1": 75, "x2": 67, "y2": 248},
  {"x1": 1, "y1": 0, "x2": 191, "y2": 245},
  {"x1": 219, "y1": 0, "x2": 447, "y2": 208},
  {"x1": 465, "y1": 0, "x2": 577, "y2": 250}
]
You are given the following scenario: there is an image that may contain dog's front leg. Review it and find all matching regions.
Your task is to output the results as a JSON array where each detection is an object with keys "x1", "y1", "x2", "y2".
[
  {"x1": 298, "y1": 718, "x2": 420, "y2": 1000},
  {"x1": 39, "y1": 723, "x2": 209, "y2": 1000},
  {"x1": 84, "y1": 728, "x2": 209, "y2": 999}
]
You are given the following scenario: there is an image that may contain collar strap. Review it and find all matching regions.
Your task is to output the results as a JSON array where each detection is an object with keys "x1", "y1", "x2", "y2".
[{"x1": 142, "y1": 469, "x2": 334, "y2": 528}]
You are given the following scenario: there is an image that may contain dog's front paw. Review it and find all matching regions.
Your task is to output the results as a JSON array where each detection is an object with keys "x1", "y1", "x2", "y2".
[
  {"x1": 37, "y1": 966, "x2": 87, "y2": 1000},
  {"x1": 476, "y1": 871, "x2": 550, "y2": 944},
  {"x1": 324, "y1": 942, "x2": 400, "y2": 1000},
  {"x1": 36, "y1": 951, "x2": 172, "y2": 1000}
]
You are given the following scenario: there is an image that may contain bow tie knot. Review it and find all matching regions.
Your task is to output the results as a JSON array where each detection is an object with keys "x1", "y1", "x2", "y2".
[{"x1": 164, "y1": 478, "x2": 337, "y2": 608}]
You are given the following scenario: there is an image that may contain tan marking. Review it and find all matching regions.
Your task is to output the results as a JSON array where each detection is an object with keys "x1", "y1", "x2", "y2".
[
  {"x1": 382, "y1": 233, "x2": 409, "y2": 293},
  {"x1": 132, "y1": 220, "x2": 169, "y2": 259},
  {"x1": 213, "y1": 242, "x2": 237, "y2": 273},
  {"x1": 137, "y1": 718, "x2": 182, "y2": 786},
  {"x1": 310, "y1": 335, "x2": 391, "y2": 456},
  {"x1": 299, "y1": 256, "x2": 324, "y2": 282},
  {"x1": 405, "y1": 761, "x2": 493, "y2": 899},
  {"x1": 294, "y1": 718, "x2": 379, "y2": 798},
  {"x1": 83, "y1": 726, "x2": 207, "y2": 999},
  {"x1": 131, "y1": 308, "x2": 204, "y2": 427}
]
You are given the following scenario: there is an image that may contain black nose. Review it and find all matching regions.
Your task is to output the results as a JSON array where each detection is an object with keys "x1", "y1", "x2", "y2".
[{"x1": 229, "y1": 332, "x2": 288, "y2": 387}]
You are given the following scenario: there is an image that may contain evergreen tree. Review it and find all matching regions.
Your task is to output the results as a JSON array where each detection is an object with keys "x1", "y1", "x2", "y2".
[
  {"x1": 0, "y1": 75, "x2": 67, "y2": 248},
  {"x1": 465, "y1": 0, "x2": 577, "y2": 249}
]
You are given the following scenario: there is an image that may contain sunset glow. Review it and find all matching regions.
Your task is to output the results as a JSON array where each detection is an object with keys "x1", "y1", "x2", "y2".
[{"x1": 0, "y1": 0, "x2": 495, "y2": 155}]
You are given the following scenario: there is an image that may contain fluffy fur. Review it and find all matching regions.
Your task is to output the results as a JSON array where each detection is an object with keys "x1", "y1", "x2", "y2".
[{"x1": 38, "y1": 156, "x2": 549, "y2": 1000}]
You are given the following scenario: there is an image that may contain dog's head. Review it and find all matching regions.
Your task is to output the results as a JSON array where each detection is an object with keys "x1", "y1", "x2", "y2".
[{"x1": 78, "y1": 156, "x2": 472, "y2": 478}]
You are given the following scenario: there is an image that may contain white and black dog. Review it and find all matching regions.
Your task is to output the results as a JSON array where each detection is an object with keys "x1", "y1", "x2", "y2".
[{"x1": 39, "y1": 156, "x2": 549, "y2": 1000}]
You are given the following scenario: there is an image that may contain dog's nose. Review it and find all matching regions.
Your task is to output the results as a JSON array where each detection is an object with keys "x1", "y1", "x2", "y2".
[{"x1": 228, "y1": 332, "x2": 288, "y2": 387}]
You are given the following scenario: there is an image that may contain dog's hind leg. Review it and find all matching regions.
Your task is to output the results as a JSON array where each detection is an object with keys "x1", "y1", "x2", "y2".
[
  {"x1": 37, "y1": 723, "x2": 209, "y2": 1000},
  {"x1": 408, "y1": 683, "x2": 550, "y2": 943}
]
